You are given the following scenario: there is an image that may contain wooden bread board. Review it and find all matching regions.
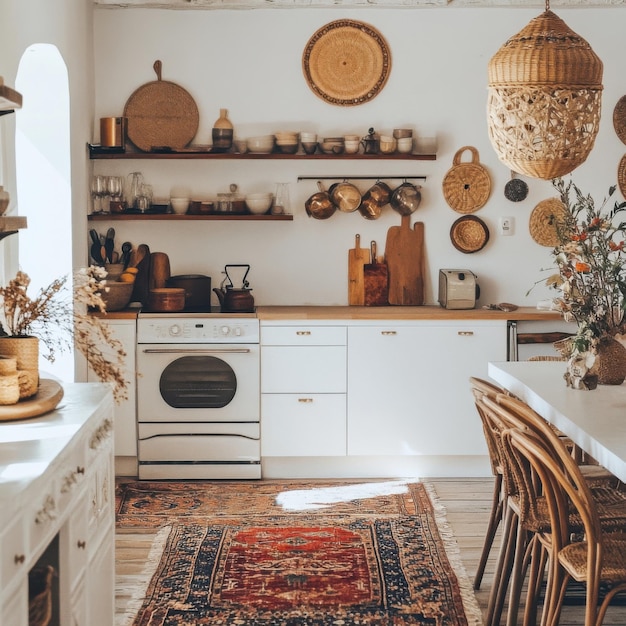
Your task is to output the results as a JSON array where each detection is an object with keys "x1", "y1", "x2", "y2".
[
  {"x1": 363, "y1": 241, "x2": 388, "y2": 306},
  {"x1": 0, "y1": 379, "x2": 64, "y2": 421},
  {"x1": 348, "y1": 234, "x2": 370, "y2": 305},
  {"x1": 385, "y1": 216, "x2": 425, "y2": 305}
]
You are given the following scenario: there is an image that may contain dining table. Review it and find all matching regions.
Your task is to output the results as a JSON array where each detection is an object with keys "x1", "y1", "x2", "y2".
[{"x1": 488, "y1": 360, "x2": 626, "y2": 483}]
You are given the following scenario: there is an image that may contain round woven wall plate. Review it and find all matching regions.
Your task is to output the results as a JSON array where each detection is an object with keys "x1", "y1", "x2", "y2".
[
  {"x1": 618, "y1": 154, "x2": 626, "y2": 198},
  {"x1": 450, "y1": 215, "x2": 490, "y2": 253},
  {"x1": 504, "y1": 177, "x2": 529, "y2": 202},
  {"x1": 613, "y1": 95, "x2": 626, "y2": 146},
  {"x1": 124, "y1": 61, "x2": 199, "y2": 152},
  {"x1": 529, "y1": 198, "x2": 568, "y2": 247},
  {"x1": 302, "y1": 20, "x2": 391, "y2": 106},
  {"x1": 442, "y1": 146, "x2": 491, "y2": 213}
]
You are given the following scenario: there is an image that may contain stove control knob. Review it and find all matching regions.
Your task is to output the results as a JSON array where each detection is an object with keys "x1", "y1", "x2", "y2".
[
  {"x1": 234, "y1": 326, "x2": 242, "y2": 336},
  {"x1": 221, "y1": 325, "x2": 230, "y2": 336},
  {"x1": 169, "y1": 324, "x2": 182, "y2": 337}
]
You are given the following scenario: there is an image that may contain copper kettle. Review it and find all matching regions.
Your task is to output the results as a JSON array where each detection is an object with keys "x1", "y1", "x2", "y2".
[{"x1": 213, "y1": 264, "x2": 255, "y2": 313}]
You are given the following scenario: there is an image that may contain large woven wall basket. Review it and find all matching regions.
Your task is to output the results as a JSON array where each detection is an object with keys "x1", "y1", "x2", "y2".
[{"x1": 487, "y1": 9, "x2": 603, "y2": 180}]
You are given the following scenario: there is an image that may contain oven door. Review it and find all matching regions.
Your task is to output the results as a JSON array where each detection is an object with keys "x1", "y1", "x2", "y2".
[{"x1": 137, "y1": 343, "x2": 260, "y2": 423}]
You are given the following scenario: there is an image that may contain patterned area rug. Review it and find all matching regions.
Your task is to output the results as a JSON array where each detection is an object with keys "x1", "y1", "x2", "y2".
[{"x1": 116, "y1": 480, "x2": 482, "y2": 626}]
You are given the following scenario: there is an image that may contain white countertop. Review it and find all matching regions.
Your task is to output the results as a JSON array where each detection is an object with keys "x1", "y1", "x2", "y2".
[
  {"x1": 488, "y1": 360, "x2": 626, "y2": 483},
  {"x1": 0, "y1": 382, "x2": 113, "y2": 499}
]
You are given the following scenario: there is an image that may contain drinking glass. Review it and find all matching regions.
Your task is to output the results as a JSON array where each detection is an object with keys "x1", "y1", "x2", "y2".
[{"x1": 90, "y1": 175, "x2": 106, "y2": 214}]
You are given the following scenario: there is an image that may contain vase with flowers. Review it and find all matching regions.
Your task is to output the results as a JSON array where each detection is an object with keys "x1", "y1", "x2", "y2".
[
  {"x1": 541, "y1": 178, "x2": 626, "y2": 387},
  {"x1": 0, "y1": 266, "x2": 128, "y2": 403}
]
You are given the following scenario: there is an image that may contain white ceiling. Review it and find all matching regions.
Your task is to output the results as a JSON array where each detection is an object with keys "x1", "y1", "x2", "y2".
[{"x1": 94, "y1": 0, "x2": 626, "y2": 8}]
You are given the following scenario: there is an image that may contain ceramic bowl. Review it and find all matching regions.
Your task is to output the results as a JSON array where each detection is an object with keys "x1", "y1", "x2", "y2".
[
  {"x1": 276, "y1": 142, "x2": 299, "y2": 154},
  {"x1": 100, "y1": 281, "x2": 134, "y2": 311},
  {"x1": 245, "y1": 192, "x2": 273, "y2": 214},
  {"x1": 397, "y1": 137, "x2": 414, "y2": 154},
  {"x1": 170, "y1": 197, "x2": 190, "y2": 214},
  {"x1": 302, "y1": 142, "x2": 318, "y2": 155},
  {"x1": 247, "y1": 135, "x2": 275, "y2": 154}
]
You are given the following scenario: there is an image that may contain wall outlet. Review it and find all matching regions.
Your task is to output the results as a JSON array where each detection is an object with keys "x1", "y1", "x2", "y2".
[{"x1": 499, "y1": 216, "x2": 514, "y2": 236}]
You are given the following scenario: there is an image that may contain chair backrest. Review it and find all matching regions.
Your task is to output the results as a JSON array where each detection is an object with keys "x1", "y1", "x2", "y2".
[
  {"x1": 469, "y1": 377, "x2": 507, "y2": 478},
  {"x1": 506, "y1": 426, "x2": 604, "y2": 626}
]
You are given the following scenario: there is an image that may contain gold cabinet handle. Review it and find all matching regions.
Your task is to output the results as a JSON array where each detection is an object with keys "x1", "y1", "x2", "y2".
[
  {"x1": 77, "y1": 540, "x2": 86, "y2": 550},
  {"x1": 381, "y1": 331, "x2": 397, "y2": 336},
  {"x1": 14, "y1": 554, "x2": 25, "y2": 565},
  {"x1": 298, "y1": 398, "x2": 314, "y2": 403},
  {"x1": 296, "y1": 331, "x2": 311, "y2": 336},
  {"x1": 457, "y1": 331, "x2": 474, "y2": 336}
]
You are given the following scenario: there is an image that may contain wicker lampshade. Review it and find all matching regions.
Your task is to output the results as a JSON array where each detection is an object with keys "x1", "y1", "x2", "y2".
[{"x1": 487, "y1": 7, "x2": 603, "y2": 180}]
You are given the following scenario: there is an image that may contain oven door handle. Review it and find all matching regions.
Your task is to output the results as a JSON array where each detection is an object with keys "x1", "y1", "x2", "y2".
[{"x1": 141, "y1": 348, "x2": 252, "y2": 354}]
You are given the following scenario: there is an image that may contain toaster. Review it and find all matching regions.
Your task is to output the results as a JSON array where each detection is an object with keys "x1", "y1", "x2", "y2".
[{"x1": 438, "y1": 269, "x2": 480, "y2": 309}]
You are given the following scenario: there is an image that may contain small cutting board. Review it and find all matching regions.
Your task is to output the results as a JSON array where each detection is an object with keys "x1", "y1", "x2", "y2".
[
  {"x1": 363, "y1": 241, "x2": 388, "y2": 306},
  {"x1": 385, "y1": 215, "x2": 425, "y2": 305},
  {"x1": 348, "y1": 234, "x2": 370, "y2": 306}
]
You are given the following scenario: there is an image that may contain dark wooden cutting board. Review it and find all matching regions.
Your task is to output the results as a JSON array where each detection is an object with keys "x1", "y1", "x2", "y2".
[
  {"x1": 385, "y1": 216, "x2": 425, "y2": 305},
  {"x1": 348, "y1": 234, "x2": 370, "y2": 306},
  {"x1": 363, "y1": 241, "x2": 388, "y2": 306}
]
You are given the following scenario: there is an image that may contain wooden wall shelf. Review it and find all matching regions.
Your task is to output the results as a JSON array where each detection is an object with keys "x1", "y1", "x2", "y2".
[{"x1": 87, "y1": 213, "x2": 292, "y2": 221}]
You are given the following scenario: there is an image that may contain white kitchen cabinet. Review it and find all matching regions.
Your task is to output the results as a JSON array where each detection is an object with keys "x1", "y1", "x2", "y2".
[
  {"x1": 347, "y1": 321, "x2": 507, "y2": 456},
  {"x1": 0, "y1": 383, "x2": 115, "y2": 626},
  {"x1": 87, "y1": 317, "x2": 137, "y2": 458},
  {"x1": 261, "y1": 325, "x2": 347, "y2": 456}
]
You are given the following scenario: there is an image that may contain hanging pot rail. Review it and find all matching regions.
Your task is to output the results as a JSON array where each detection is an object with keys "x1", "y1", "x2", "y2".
[{"x1": 297, "y1": 175, "x2": 426, "y2": 182}]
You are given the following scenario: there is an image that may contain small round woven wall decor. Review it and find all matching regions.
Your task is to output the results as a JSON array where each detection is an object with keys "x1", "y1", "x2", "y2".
[
  {"x1": 613, "y1": 96, "x2": 626, "y2": 146},
  {"x1": 442, "y1": 146, "x2": 492, "y2": 213},
  {"x1": 302, "y1": 20, "x2": 391, "y2": 106},
  {"x1": 618, "y1": 154, "x2": 626, "y2": 198},
  {"x1": 529, "y1": 198, "x2": 568, "y2": 247},
  {"x1": 450, "y1": 215, "x2": 490, "y2": 253}
]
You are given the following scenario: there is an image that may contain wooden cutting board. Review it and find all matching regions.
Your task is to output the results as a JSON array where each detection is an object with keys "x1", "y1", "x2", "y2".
[
  {"x1": 149, "y1": 252, "x2": 171, "y2": 290},
  {"x1": 130, "y1": 244, "x2": 151, "y2": 305},
  {"x1": 348, "y1": 234, "x2": 370, "y2": 306},
  {"x1": 363, "y1": 241, "x2": 388, "y2": 306},
  {"x1": 385, "y1": 215, "x2": 425, "y2": 305}
]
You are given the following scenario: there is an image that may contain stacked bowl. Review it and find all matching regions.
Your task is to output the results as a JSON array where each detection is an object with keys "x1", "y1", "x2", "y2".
[
  {"x1": 247, "y1": 135, "x2": 275, "y2": 154},
  {"x1": 274, "y1": 131, "x2": 299, "y2": 154}
]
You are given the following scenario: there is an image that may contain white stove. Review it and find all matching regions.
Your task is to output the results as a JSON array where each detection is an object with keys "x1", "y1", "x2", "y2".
[{"x1": 136, "y1": 310, "x2": 261, "y2": 480}]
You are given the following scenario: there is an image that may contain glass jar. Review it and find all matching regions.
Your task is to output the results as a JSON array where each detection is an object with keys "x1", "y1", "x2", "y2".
[{"x1": 273, "y1": 183, "x2": 290, "y2": 215}]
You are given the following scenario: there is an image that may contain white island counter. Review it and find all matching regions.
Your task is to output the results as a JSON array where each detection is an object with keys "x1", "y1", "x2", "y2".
[{"x1": 0, "y1": 382, "x2": 115, "y2": 625}]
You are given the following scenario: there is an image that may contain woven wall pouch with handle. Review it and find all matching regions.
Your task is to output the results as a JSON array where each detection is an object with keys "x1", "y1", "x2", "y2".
[{"x1": 442, "y1": 146, "x2": 492, "y2": 213}]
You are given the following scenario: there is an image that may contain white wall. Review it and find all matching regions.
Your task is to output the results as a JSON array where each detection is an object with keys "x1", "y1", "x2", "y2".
[{"x1": 91, "y1": 6, "x2": 626, "y2": 308}]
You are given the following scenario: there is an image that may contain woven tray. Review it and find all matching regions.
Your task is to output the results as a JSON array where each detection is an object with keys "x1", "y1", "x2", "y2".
[
  {"x1": 614, "y1": 95, "x2": 626, "y2": 146},
  {"x1": 529, "y1": 198, "x2": 568, "y2": 247},
  {"x1": 302, "y1": 20, "x2": 391, "y2": 106},
  {"x1": 618, "y1": 154, "x2": 626, "y2": 198},
  {"x1": 442, "y1": 146, "x2": 491, "y2": 213},
  {"x1": 124, "y1": 60, "x2": 199, "y2": 152},
  {"x1": 450, "y1": 215, "x2": 490, "y2": 253}
]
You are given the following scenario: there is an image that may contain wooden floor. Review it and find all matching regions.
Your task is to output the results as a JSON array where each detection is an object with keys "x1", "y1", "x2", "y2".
[{"x1": 115, "y1": 477, "x2": 626, "y2": 625}]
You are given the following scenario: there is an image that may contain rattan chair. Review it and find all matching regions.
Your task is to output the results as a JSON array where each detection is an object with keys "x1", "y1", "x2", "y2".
[
  {"x1": 507, "y1": 426, "x2": 626, "y2": 626},
  {"x1": 469, "y1": 377, "x2": 509, "y2": 592},
  {"x1": 488, "y1": 394, "x2": 626, "y2": 626}
]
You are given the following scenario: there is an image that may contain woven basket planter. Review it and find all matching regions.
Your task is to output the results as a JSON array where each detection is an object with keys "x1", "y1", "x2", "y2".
[
  {"x1": 487, "y1": 10, "x2": 603, "y2": 179},
  {"x1": 0, "y1": 336, "x2": 39, "y2": 399}
]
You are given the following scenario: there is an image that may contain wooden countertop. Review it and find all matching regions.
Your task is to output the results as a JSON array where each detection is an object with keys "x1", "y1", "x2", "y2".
[
  {"x1": 98, "y1": 305, "x2": 562, "y2": 322},
  {"x1": 255, "y1": 305, "x2": 562, "y2": 321}
]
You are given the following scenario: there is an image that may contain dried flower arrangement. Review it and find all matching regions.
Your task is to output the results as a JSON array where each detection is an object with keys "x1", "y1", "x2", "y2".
[
  {"x1": 0, "y1": 267, "x2": 128, "y2": 403},
  {"x1": 544, "y1": 178, "x2": 626, "y2": 354}
]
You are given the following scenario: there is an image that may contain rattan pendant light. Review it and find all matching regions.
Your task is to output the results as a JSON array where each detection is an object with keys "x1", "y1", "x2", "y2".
[{"x1": 487, "y1": 1, "x2": 603, "y2": 180}]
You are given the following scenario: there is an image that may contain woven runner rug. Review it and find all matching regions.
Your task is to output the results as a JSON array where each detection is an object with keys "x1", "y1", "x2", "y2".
[{"x1": 116, "y1": 480, "x2": 482, "y2": 626}]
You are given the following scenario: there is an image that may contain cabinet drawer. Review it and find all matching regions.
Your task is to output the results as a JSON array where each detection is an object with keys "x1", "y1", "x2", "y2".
[
  {"x1": 262, "y1": 393, "x2": 346, "y2": 456},
  {"x1": 1, "y1": 516, "x2": 27, "y2": 593},
  {"x1": 262, "y1": 326, "x2": 346, "y2": 346},
  {"x1": 61, "y1": 491, "x2": 88, "y2": 592},
  {"x1": 262, "y1": 346, "x2": 346, "y2": 393}
]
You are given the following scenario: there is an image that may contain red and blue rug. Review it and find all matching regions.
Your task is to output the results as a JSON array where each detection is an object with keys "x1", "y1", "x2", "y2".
[{"x1": 116, "y1": 480, "x2": 482, "y2": 626}]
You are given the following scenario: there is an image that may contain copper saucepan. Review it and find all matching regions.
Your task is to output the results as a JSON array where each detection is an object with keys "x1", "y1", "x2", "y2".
[
  {"x1": 359, "y1": 181, "x2": 391, "y2": 220},
  {"x1": 305, "y1": 181, "x2": 336, "y2": 220},
  {"x1": 390, "y1": 181, "x2": 422, "y2": 216},
  {"x1": 329, "y1": 180, "x2": 362, "y2": 213}
]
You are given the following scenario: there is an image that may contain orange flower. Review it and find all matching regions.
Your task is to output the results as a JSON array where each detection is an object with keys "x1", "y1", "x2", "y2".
[
  {"x1": 575, "y1": 261, "x2": 591, "y2": 273},
  {"x1": 609, "y1": 240, "x2": 625, "y2": 251},
  {"x1": 572, "y1": 232, "x2": 588, "y2": 241}
]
